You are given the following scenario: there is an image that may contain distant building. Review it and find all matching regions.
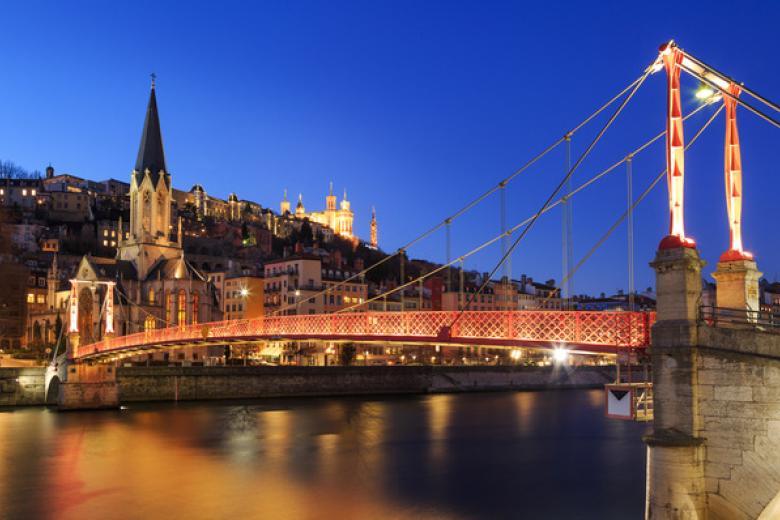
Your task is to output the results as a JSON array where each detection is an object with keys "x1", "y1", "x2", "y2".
[
  {"x1": 223, "y1": 275, "x2": 264, "y2": 320},
  {"x1": 281, "y1": 183, "x2": 356, "y2": 241}
]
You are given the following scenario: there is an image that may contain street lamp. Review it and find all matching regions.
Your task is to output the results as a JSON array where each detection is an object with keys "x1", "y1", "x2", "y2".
[
  {"x1": 695, "y1": 82, "x2": 721, "y2": 104},
  {"x1": 552, "y1": 347, "x2": 569, "y2": 364}
]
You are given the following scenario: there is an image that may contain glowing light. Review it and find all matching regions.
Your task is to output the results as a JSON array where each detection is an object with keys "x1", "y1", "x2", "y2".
[
  {"x1": 240, "y1": 288, "x2": 249, "y2": 297},
  {"x1": 552, "y1": 347, "x2": 569, "y2": 364},
  {"x1": 694, "y1": 81, "x2": 722, "y2": 105}
]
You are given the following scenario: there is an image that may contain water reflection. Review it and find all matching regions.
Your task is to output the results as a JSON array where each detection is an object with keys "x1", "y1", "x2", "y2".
[{"x1": 0, "y1": 390, "x2": 648, "y2": 519}]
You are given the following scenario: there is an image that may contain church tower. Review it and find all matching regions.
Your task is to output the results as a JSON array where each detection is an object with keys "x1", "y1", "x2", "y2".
[
  {"x1": 337, "y1": 189, "x2": 353, "y2": 237},
  {"x1": 370, "y1": 207, "x2": 378, "y2": 249},
  {"x1": 280, "y1": 189, "x2": 291, "y2": 215},
  {"x1": 119, "y1": 77, "x2": 180, "y2": 279},
  {"x1": 325, "y1": 182, "x2": 337, "y2": 230}
]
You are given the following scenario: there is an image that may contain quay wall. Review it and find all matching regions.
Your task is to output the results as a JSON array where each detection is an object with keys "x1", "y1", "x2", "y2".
[
  {"x1": 116, "y1": 365, "x2": 616, "y2": 403},
  {"x1": 0, "y1": 365, "x2": 618, "y2": 407},
  {"x1": 0, "y1": 368, "x2": 46, "y2": 406}
]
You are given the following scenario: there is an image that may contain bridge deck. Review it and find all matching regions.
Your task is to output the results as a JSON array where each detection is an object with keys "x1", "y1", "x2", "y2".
[{"x1": 76, "y1": 310, "x2": 654, "y2": 361}]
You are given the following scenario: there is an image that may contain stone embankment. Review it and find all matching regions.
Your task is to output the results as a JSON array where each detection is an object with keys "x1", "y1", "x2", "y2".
[{"x1": 0, "y1": 365, "x2": 616, "y2": 407}]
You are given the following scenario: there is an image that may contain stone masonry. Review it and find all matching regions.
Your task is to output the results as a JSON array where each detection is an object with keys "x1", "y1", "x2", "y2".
[{"x1": 646, "y1": 245, "x2": 780, "y2": 519}]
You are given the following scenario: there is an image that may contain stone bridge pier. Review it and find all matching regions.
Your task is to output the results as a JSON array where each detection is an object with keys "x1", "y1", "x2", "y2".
[
  {"x1": 55, "y1": 332, "x2": 119, "y2": 410},
  {"x1": 645, "y1": 246, "x2": 780, "y2": 519}
]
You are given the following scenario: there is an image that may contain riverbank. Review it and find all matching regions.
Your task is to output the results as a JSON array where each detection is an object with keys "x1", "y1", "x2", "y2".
[{"x1": 0, "y1": 365, "x2": 616, "y2": 407}]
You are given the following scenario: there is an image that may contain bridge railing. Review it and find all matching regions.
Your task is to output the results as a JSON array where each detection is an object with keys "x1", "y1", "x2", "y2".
[
  {"x1": 78, "y1": 310, "x2": 654, "y2": 359},
  {"x1": 700, "y1": 305, "x2": 780, "y2": 330}
]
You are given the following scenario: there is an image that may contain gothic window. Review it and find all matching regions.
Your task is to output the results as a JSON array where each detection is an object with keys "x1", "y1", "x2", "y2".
[
  {"x1": 148, "y1": 287, "x2": 155, "y2": 304},
  {"x1": 191, "y1": 293, "x2": 199, "y2": 324},
  {"x1": 166, "y1": 292, "x2": 173, "y2": 325},
  {"x1": 142, "y1": 191, "x2": 151, "y2": 231},
  {"x1": 177, "y1": 289, "x2": 186, "y2": 325},
  {"x1": 144, "y1": 315, "x2": 156, "y2": 332}
]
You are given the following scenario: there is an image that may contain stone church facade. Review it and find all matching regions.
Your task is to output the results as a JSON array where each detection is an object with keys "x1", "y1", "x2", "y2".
[{"x1": 70, "y1": 81, "x2": 221, "y2": 363}]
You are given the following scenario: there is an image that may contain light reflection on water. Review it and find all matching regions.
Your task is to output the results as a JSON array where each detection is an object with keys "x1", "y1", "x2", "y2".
[{"x1": 0, "y1": 390, "x2": 648, "y2": 519}]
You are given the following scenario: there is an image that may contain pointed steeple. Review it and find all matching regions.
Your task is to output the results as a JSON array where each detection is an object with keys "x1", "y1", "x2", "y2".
[{"x1": 134, "y1": 76, "x2": 167, "y2": 187}]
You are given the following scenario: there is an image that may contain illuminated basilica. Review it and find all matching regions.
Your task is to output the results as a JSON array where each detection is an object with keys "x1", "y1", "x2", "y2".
[{"x1": 281, "y1": 183, "x2": 355, "y2": 239}]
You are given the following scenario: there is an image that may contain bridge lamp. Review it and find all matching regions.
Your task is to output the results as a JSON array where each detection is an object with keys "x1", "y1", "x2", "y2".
[
  {"x1": 695, "y1": 83, "x2": 720, "y2": 104},
  {"x1": 552, "y1": 347, "x2": 569, "y2": 364}
]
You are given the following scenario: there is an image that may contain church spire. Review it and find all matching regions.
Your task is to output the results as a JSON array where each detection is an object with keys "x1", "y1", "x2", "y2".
[{"x1": 134, "y1": 75, "x2": 167, "y2": 185}]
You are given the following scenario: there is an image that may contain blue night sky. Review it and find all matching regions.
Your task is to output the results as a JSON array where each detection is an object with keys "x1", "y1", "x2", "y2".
[{"x1": 3, "y1": 1, "x2": 780, "y2": 295}]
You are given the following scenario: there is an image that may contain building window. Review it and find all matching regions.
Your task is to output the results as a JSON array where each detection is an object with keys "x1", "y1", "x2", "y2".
[
  {"x1": 27, "y1": 293, "x2": 35, "y2": 303},
  {"x1": 144, "y1": 315, "x2": 156, "y2": 331},
  {"x1": 103, "y1": 240, "x2": 108, "y2": 246},
  {"x1": 36, "y1": 295, "x2": 45, "y2": 304},
  {"x1": 166, "y1": 292, "x2": 173, "y2": 325},
  {"x1": 177, "y1": 289, "x2": 186, "y2": 325},
  {"x1": 148, "y1": 288, "x2": 155, "y2": 304},
  {"x1": 103, "y1": 230, "x2": 109, "y2": 237},
  {"x1": 192, "y1": 293, "x2": 199, "y2": 324},
  {"x1": 22, "y1": 189, "x2": 27, "y2": 196},
  {"x1": 31, "y1": 189, "x2": 36, "y2": 196}
]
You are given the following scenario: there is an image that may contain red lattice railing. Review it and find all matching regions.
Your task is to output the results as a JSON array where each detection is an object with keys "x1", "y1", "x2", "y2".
[{"x1": 77, "y1": 310, "x2": 654, "y2": 360}]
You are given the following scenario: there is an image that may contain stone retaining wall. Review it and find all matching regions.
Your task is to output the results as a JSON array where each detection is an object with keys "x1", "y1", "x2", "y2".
[
  {"x1": 117, "y1": 365, "x2": 616, "y2": 403},
  {"x1": 0, "y1": 368, "x2": 46, "y2": 406}
]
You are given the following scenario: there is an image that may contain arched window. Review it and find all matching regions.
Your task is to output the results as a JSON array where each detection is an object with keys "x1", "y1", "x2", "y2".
[
  {"x1": 177, "y1": 289, "x2": 186, "y2": 326},
  {"x1": 191, "y1": 293, "x2": 199, "y2": 324},
  {"x1": 166, "y1": 292, "x2": 173, "y2": 325},
  {"x1": 148, "y1": 287, "x2": 155, "y2": 304},
  {"x1": 144, "y1": 315, "x2": 156, "y2": 332}
]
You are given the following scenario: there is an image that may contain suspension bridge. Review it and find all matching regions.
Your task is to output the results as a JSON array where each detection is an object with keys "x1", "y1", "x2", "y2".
[
  {"x1": 45, "y1": 40, "x2": 780, "y2": 519},
  {"x1": 62, "y1": 41, "x2": 734, "y2": 364}
]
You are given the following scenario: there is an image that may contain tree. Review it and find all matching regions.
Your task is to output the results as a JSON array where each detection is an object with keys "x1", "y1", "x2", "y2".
[
  {"x1": 340, "y1": 343, "x2": 356, "y2": 366},
  {"x1": 0, "y1": 160, "x2": 40, "y2": 179},
  {"x1": 299, "y1": 219, "x2": 314, "y2": 245}
]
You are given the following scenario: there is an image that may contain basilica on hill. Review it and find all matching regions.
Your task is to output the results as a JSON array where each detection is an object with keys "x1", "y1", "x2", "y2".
[{"x1": 280, "y1": 184, "x2": 356, "y2": 240}]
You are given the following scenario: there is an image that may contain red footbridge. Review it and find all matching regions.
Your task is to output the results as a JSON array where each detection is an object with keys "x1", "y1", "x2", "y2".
[{"x1": 74, "y1": 310, "x2": 654, "y2": 362}]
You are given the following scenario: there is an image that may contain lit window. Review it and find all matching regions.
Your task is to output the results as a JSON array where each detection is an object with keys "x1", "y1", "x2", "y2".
[
  {"x1": 31, "y1": 189, "x2": 36, "y2": 196},
  {"x1": 27, "y1": 293, "x2": 34, "y2": 303},
  {"x1": 144, "y1": 315, "x2": 156, "y2": 331},
  {"x1": 36, "y1": 295, "x2": 45, "y2": 304},
  {"x1": 22, "y1": 189, "x2": 27, "y2": 196},
  {"x1": 103, "y1": 230, "x2": 108, "y2": 237},
  {"x1": 111, "y1": 241, "x2": 116, "y2": 247},
  {"x1": 103, "y1": 240, "x2": 108, "y2": 246},
  {"x1": 0, "y1": 189, "x2": 4, "y2": 195},
  {"x1": 177, "y1": 289, "x2": 186, "y2": 325},
  {"x1": 192, "y1": 293, "x2": 199, "y2": 324},
  {"x1": 111, "y1": 230, "x2": 116, "y2": 237}
]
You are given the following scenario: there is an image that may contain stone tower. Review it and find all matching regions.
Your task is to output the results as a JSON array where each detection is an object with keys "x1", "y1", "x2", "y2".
[
  {"x1": 119, "y1": 78, "x2": 180, "y2": 279},
  {"x1": 370, "y1": 207, "x2": 378, "y2": 249}
]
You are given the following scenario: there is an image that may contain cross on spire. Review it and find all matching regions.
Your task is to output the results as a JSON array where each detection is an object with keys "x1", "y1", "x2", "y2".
[{"x1": 150, "y1": 72, "x2": 156, "y2": 89}]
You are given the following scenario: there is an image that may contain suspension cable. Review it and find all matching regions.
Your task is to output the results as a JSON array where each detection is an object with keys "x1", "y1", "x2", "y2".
[
  {"x1": 541, "y1": 104, "x2": 724, "y2": 308},
  {"x1": 115, "y1": 284, "x2": 176, "y2": 328},
  {"x1": 271, "y1": 73, "x2": 649, "y2": 316},
  {"x1": 334, "y1": 98, "x2": 717, "y2": 314},
  {"x1": 449, "y1": 62, "x2": 655, "y2": 328}
]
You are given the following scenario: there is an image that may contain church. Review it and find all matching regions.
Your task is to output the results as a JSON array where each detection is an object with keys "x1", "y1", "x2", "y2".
[
  {"x1": 70, "y1": 80, "x2": 221, "y2": 361},
  {"x1": 281, "y1": 184, "x2": 356, "y2": 240}
]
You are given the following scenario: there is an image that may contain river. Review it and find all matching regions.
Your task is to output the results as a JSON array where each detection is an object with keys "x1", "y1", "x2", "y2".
[{"x1": 0, "y1": 390, "x2": 648, "y2": 519}]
